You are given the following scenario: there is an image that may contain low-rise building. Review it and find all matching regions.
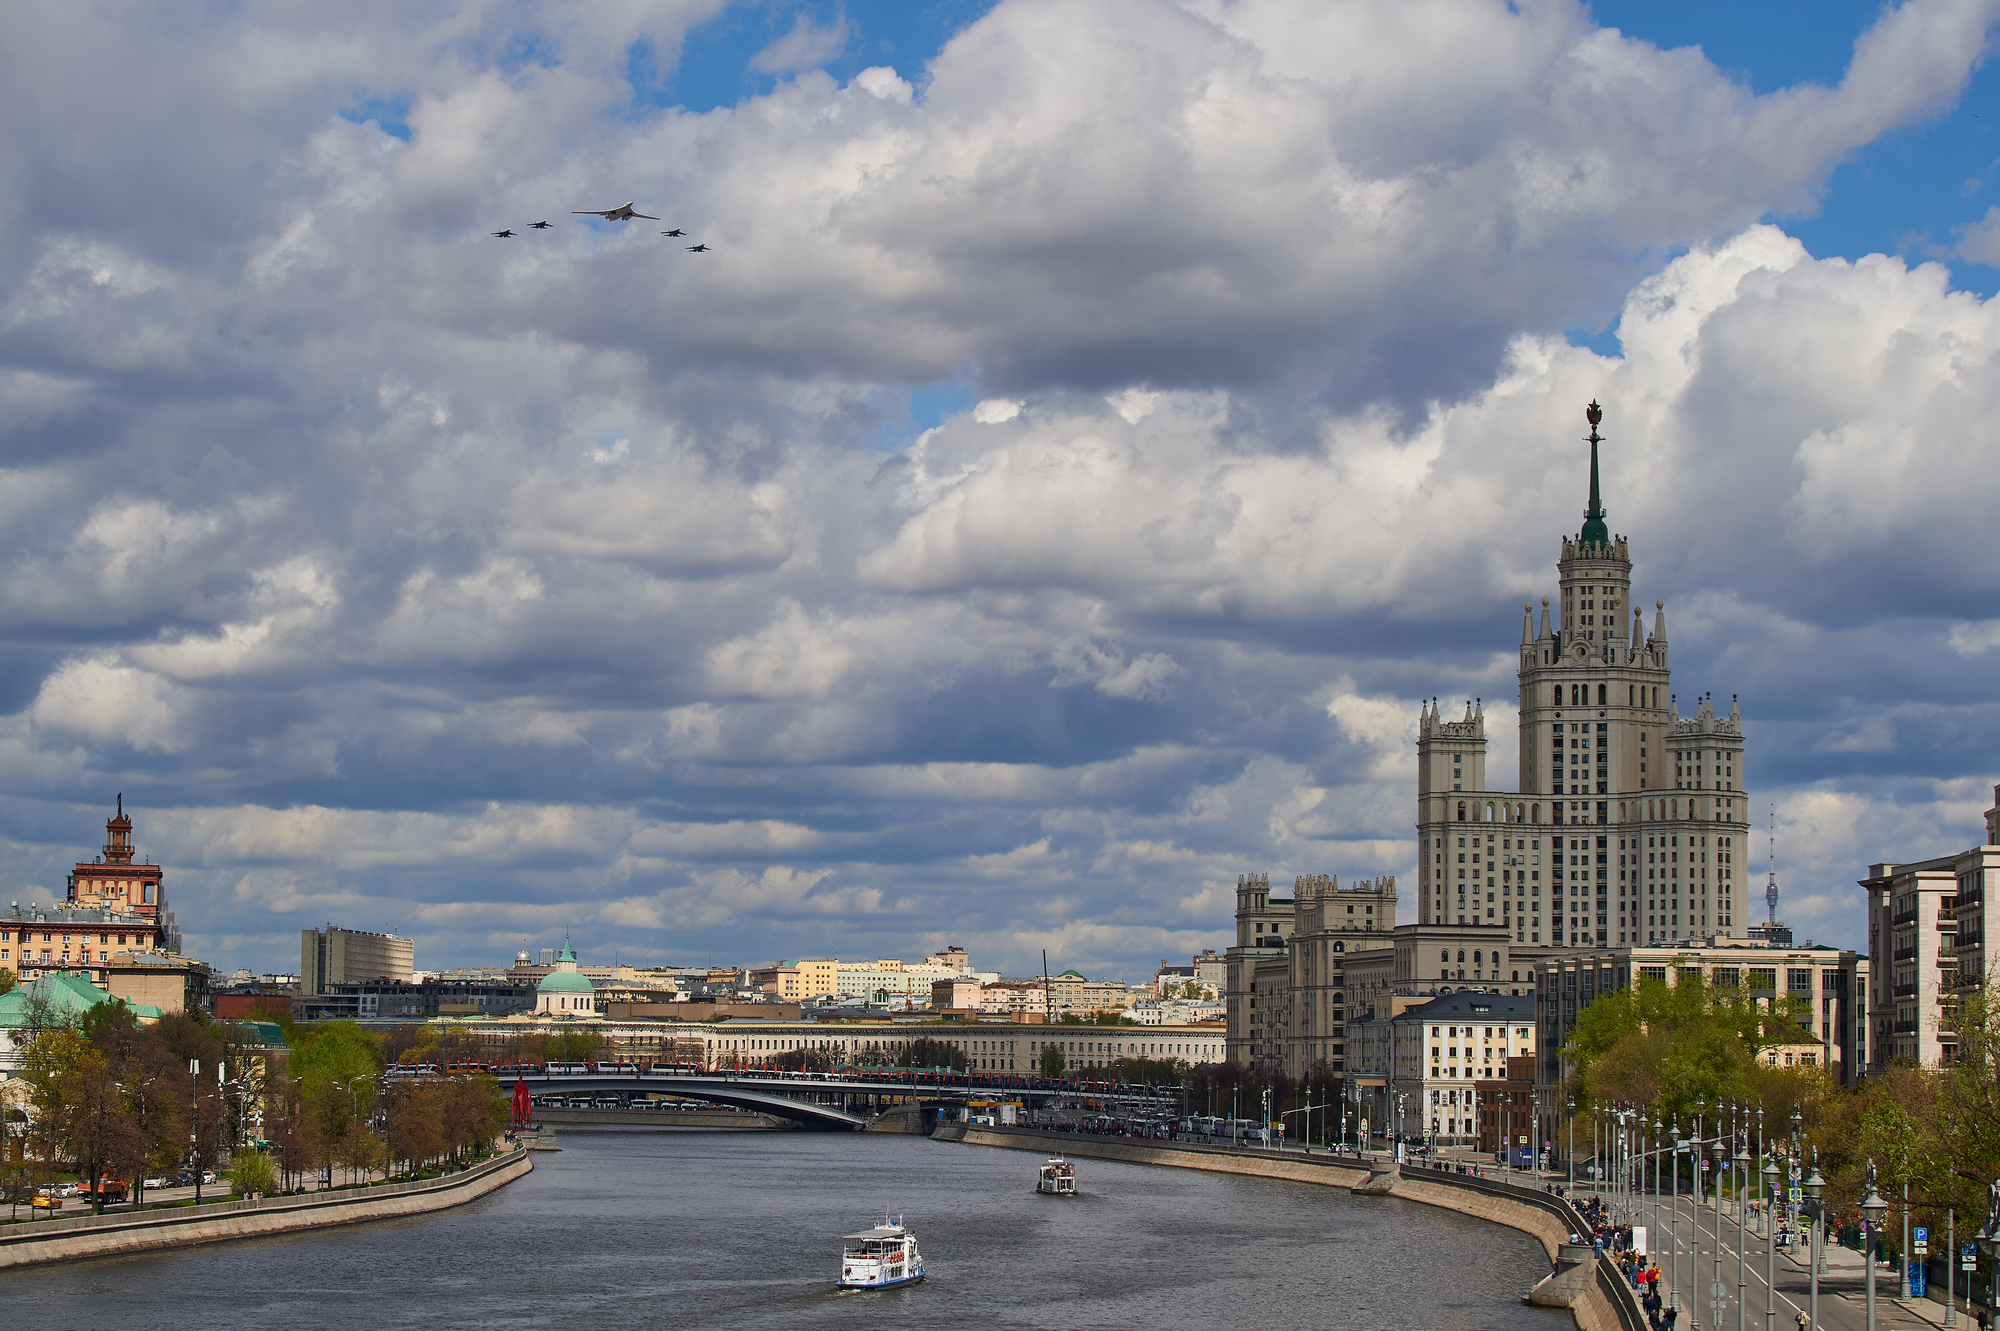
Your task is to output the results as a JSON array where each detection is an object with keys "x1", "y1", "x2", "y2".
[
  {"x1": 0, "y1": 973, "x2": 166, "y2": 1075},
  {"x1": 102, "y1": 951, "x2": 208, "y2": 1015},
  {"x1": 1346, "y1": 989, "x2": 1537, "y2": 1148},
  {"x1": 445, "y1": 1013, "x2": 1226, "y2": 1072}
]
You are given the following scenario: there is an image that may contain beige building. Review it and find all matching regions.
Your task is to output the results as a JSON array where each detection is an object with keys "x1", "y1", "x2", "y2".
[
  {"x1": 102, "y1": 952, "x2": 209, "y2": 1015},
  {"x1": 1418, "y1": 404, "x2": 1752, "y2": 949},
  {"x1": 301, "y1": 925, "x2": 414, "y2": 994},
  {"x1": 1862, "y1": 783, "x2": 2000, "y2": 1071},
  {"x1": 1346, "y1": 990, "x2": 1537, "y2": 1147}
]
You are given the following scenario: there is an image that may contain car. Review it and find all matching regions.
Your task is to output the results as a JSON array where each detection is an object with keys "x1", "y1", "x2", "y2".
[
  {"x1": 143, "y1": 1176, "x2": 172, "y2": 1189},
  {"x1": 56, "y1": 1182, "x2": 79, "y2": 1197},
  {"x1": 32, "y1": 1188, "x2": 61, "y2": 1211}
]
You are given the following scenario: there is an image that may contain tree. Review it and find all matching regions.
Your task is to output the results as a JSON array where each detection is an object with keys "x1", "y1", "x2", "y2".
[
  {"x1": 0, "y1": 967, "x2": 14, "y2": 996},
  {"x1": 550, "y1": 1029, "x2": 601, "y2": 1062},
  {"x1": 227, "y1": 1148, "x2": 277, "y2": 1196},
  {"x1": 771, "y1": 1048, "x2": 833, "y2": 1072},
  {"x1": 896, "y1": 1037, "x2": 969, "y2": 1072},
  {"x1": 1039, "y1": 1044, "x2": 1066, "y2": 1078},
  {"x1": 289, "y1": 1022, "x2": 384, "y2": 1188}
]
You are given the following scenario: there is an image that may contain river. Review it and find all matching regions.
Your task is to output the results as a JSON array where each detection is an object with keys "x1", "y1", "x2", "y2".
[{"x1": 1, "y1": 1129, "x2": 1569, "y2": 1330}]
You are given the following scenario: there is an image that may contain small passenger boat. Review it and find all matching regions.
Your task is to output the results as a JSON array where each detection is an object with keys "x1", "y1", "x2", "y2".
[
  {"x1": 837, "y1": 1216, "x2": 925, "y2": 1290},
  {"x1": 1036, "y1": 1156, "x2": 1077, "y2": 1196}
]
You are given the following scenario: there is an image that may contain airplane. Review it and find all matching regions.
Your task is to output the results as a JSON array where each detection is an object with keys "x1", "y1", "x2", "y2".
[
  {"x1": 571, "y1": 203, "x2": 659, "y2": 221},
  {"x1": 527, "y1": 220, "x2": 553, "y2": 229},
  {"x1": 684, "y1": 243, "x2": 710, "y2": 252},
  {"x1": 661, "y1": 228, "x2": 686, "y2": 237},
  {"x1": 492, "y1": 229, "x2": 516, "y2": 238}
]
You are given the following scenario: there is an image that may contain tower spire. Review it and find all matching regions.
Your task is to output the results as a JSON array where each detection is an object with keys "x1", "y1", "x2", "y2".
[
  {"x1": 1766, "y1": 803, "x2": 1780, "y2": 926},
  {"x1": 1580, "y1": 400, "x2": 1609, "y2": 547}
]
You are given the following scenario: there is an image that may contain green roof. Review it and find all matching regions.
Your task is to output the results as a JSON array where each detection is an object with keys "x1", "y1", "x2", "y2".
[
  {"x1": 0, "y1": 973, "x2": 163, "y2": 1027},
  {"x1": 538, "y1": 970, "x2": 594, "y2": 993}
]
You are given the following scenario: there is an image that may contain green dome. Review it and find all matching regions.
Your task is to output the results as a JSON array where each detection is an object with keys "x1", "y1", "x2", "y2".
[{"x1": 538, "y1": 969, "x2": 594, "y2": 993}]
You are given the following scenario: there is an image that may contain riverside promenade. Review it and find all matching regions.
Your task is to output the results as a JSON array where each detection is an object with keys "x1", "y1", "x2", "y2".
[
  {"x1": 934, "y1": 1123, "x2": 1642, "y2": 1331},
  {"x1": 1647, "y1": 1189, "x2": 1979, "y2": 1331},
  {"x1": 0, "y1": 1146, "x2": 532, "y2": 1271}
]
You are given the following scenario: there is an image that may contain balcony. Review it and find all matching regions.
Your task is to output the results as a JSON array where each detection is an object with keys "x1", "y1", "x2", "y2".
[
  {"x1": 1893, "y1": 947, "x2": 1918, "y2": 962},
  {"x1": 1892, "y1": 984, "x2": 1917, "y2": 999}
]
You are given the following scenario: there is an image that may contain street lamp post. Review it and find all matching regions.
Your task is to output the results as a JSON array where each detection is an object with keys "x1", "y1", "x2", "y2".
[
  {"x1": 1902, "y1": 1179, "x2": 1912, "y2": 1302},
  {"x1": 1860, "y1": 1160, "x2": 1890, "y2": 1331},
  {"x1": 1736, "y1": 1126, "x2": 1752, "y2": 1331},
  {"x1": 1691, "y1": 1098, "x2": 1706, "y2": 1331},
  {"x1": 1802, "y1": 1151, "x2": 1826, "y2": 1331},
  {"x1": 1671, "y1": 1121, "x2": 1683, "y2": 1321},
  {"x1": 1720, "y1": 1127, "x2": 1736, "y2": 1327},
  {"x1": 1948, "y1": 1207, "x2": 1957, "y2": 1328},
  {"x1": 1763, "y1": 1153, "x2": 1782, "y2": 1331},
  {"x1": 1568, "y1": 1096, "x2": 1576, "y2": 1194}
]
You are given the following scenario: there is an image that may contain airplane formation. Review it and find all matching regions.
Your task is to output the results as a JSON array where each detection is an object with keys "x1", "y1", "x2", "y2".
[{"x1": 485, "y1": 203, "x2": 712, "y2": 251}]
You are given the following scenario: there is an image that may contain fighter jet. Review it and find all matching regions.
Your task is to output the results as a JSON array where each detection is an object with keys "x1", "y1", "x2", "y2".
[
  {"x1": 571, "y1": 203, "x2": 659, "y2": 221},
  {"x1": 492, "y1": 229, "x2": 516, "y2": 238},
  {"x1": 685, "y1": 243, "x2": 710, "y2": 252},
  {"x1": 527, "y1": 220, "x2": 553, "y2": 229},
  {"x1": 661, "y1": 228, "x2": 686, "y2": 237}
]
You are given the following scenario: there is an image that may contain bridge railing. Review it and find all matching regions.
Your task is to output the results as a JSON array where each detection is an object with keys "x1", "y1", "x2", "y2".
[{"x1": 390, "y1": 1060, "x2": 1180, "y2": 1101}]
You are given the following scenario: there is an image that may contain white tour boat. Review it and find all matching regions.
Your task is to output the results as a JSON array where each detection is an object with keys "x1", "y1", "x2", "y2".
[
  {"x1": 837, "y1": 1217, "x2": 925, "y2": 1290},
  {"x1": 1036, "y1": 1157, "x2": 1077, "y2": 1197}
]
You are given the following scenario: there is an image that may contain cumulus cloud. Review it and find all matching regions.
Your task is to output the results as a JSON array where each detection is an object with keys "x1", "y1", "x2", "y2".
[{"x1": 0, "y1": 0, "x2": 1993, "y2": 978}]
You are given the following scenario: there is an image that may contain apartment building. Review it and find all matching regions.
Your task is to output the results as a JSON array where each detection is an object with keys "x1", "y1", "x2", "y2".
[{"x1": 1862, "y1": 784, "x2": 2000, "y2": 1070}]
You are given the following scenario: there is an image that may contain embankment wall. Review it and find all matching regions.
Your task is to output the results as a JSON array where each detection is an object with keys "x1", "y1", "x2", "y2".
[{"x1": 0, "y1": 1146, "x2": 532, "y2": 1271}]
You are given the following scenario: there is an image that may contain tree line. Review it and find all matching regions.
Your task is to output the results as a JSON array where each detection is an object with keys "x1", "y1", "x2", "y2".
[
  {"x1": 9, "y1": 1002, "x2": 239, "y2": 1215},
  {"x1": 8, "y1": 1005, "x2": 514, "y2": 1210}
]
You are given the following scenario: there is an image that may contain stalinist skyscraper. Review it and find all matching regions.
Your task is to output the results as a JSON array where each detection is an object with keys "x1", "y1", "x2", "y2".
[{"x1": 1415, "y1": 402, "x2": 1751, "y2": 950}]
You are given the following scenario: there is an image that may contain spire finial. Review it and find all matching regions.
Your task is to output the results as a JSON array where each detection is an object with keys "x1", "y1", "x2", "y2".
[{"x1": 1580, "y1": 400, "x2": 1609, "y2": 548}]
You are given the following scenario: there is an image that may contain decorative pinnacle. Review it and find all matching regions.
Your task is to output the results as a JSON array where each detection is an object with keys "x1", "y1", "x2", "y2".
[{"x1": 1580, "y1": 400, "x2": 1609, "y2": 548}]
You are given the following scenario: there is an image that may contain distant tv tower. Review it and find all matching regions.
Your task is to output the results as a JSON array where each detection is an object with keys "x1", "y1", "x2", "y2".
[{"x1": 1765, "y1": 803, "x2": 1779, "y2": 926}]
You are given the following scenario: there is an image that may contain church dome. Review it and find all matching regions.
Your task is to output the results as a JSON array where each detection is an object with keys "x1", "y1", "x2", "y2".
[{"x1": 535, "y1": 936, "x2": 594, "y2": 993}]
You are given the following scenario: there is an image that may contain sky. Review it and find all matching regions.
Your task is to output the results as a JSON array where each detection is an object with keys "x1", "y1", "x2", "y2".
[{"x1": 3, "y1": 0, "x2": 2000, "y2": 984}]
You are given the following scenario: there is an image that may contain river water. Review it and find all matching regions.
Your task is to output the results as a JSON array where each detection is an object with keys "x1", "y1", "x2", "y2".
[{"x1": 3, "y1": 1130, "x2": 1569, "y2": 1330}]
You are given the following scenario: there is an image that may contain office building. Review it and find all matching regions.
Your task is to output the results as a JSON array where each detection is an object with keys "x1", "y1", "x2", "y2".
[{"x1": 301, "y1": 925, "x2": 415, "y2": 994}]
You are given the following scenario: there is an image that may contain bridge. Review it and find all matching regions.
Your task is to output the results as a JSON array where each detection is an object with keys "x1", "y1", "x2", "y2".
[
  {"x1": 394, "y1": 1066, "x2": 1177, "y2": 1132},
  {"x1": 394, "y1": 1064, "x2": 1180, "y2": 1131},
  {"x1": 511, "y1": 1070, "x2": 885, "y2": 1129}
]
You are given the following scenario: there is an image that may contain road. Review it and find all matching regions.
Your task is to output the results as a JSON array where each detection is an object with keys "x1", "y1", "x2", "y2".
[{"x1": 1605, "y1": 1187, "x2": 1972, "y2": 1331}]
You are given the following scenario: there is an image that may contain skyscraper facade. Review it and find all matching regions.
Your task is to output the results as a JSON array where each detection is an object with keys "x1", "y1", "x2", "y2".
[{"x1": 1414, "y1": 403, "x2": 1752, "y2": 949}]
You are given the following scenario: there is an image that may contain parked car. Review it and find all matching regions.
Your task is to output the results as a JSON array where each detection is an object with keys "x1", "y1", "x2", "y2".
[
  {"x1": 143, "y1": 1176, "x2": 173, "y2": 1189},
  {"x1": 31, "y1": 1188, "x2": 61, "y2": 1211}
]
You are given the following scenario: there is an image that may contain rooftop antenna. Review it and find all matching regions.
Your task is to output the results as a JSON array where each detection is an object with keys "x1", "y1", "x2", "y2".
[{"x1": 1765, "y1": 802, "x2": 1779, "y2": 926}]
